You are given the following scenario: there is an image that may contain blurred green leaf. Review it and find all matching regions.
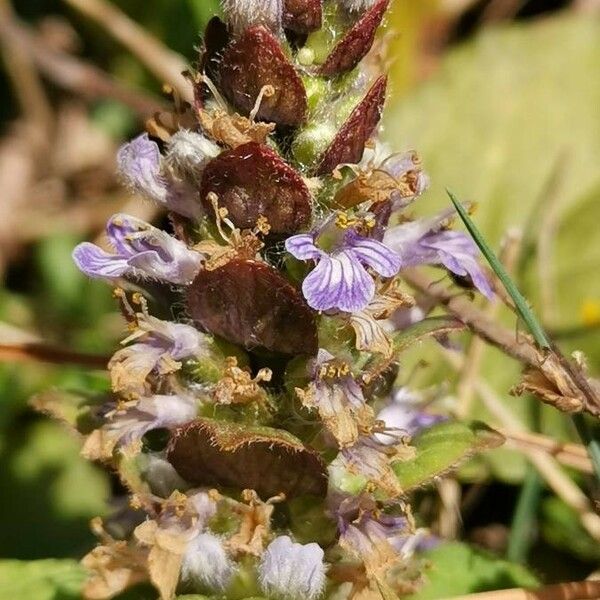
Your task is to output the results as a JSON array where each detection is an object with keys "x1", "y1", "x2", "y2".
[
  {"x1": 386, "y1": 14, "x2": 600, "y2": 342},
  {"x1": 0, "y1": 559, "x2": 85, "y2": 600},
  {"x1": 541, "y1": 496, "x2": 600, "y2": 563},
  {"x1": 0, "y1": 420, "x2": 109, "y2": 559},
  {"x1": 393, "y1": 421, "x2": 504, "y2": 492},
  {"x1": 407, "y1": 542, "x2": 539, "y2": 599}
]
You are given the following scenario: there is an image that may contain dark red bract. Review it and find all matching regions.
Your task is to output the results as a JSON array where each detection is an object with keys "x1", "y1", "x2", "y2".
[
  {"x1": 218, "y1": 26, "x2": 308, "y2": 127},
  {"x1": 319, "y1": 0, "x2": 389, "y2": 77},
  {"x1": 201, "y1": 142, "x2": 312, "y2": 234},
  {"x1": 315, "y1": 75, "x2": 387, "y2": 175},
  {"x1": 187, "y1": 259, "x2": 318, "y2": 355},
  {"x1": 167, "y1": 418, "x2": 328, "y2": 499},
  {"x1": 283, "y1": 0, "x2": 322, "y2": 33}
]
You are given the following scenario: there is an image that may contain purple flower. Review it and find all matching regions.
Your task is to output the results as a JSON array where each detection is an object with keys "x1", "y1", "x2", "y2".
[
  {"x1": 107, "y1": 394, "x2": 197, "y2": 447},
  {"x1": 383, "y1": 210, "x2": 493, "y2": 299},
  {"x1": 222, "y1": 0, "x2": 283, "y2": 34},
  {"x1": 118, "y1": 133, "x2": 204, "y2": 219},
  {"x1": 109, "y1": 315, "x2": 209, "y2": 397},
  {"x1": 73, "y1": 214, "x2": 202, "y2": 284},
  {"x1": 286, "y1": 229, "x2": 401, "y2": 313},
  {"x1": 297, "y1": 349, "x2": 373, "y2": 448},
  {"x1": 334, "y1": 494, "x2": 408, "y2": 573},
  {"x1": 340, "y1": 433, "x2": 405, "y2": 496},
  {"x1": 181, "y1": 533, "x2": 235, "y2": 593},
  {"x1": 83, "y1": 394, "x2": 197, "y2": 460},
  {"x1": 374, "y1": 387, "x2": 445, "y2": 444},
  {"x1": 258, "y1": 536, "x2": 326, "y2": 600},
  {"x1": 379, "y1": 150, "x2": 430, "y2": 208}
]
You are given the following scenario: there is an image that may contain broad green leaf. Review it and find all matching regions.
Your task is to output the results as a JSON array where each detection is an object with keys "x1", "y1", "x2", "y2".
[
  {"x1": 0, "y1": 559, "x2": 85, "y2": 600},
  {"x1": 407, "y1": 542, "x2": 539, "y2": 599},
  {"x1": 392, "y1": 421, "x2": 504, "y2": 492}
]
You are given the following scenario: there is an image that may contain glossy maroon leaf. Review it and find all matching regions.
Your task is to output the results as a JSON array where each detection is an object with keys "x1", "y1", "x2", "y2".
[
  {"x1": 283, "y1": 0, "x2": 322, "y2": 33},
  {"x1": 187, "y1": 259, "x2": 318, "y2": 355},
  {"x1": 319, "y1": 0, "x2": 389, "y2": 77},
  {"x1": 201, "y1": 142, "x2": 312, "y2": 234},
  {"x1": 218, "y1": 25, "x2": 308, "y2": 127},
  {"x1": 315, "y1": 75, "x2": 387, "y2": 175},
  {"x1": 167, "y1": 419, "x2": 328, "y2": 498}
]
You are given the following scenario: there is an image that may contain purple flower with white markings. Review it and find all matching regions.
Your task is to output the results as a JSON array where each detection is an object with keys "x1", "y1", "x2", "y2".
[
  {"x1": 333, "y1": 493, "x2": 409, "y2": 573},
  {"x1": 83, "y1": 394, "x2": 197, "y2": 460},
  {"x1": 72, "y1": 213, "x2": 202, "y2": 284},
  {"x1": 109, "y1": 314, "x2": 209, "y2": 397},
  {"x1": 383, "y1": 210, "x2": 493, "y2": 299},
  {"x1": 259, "y1": 536, "x2": 326, "y2": 600},
  {"x1": 118, "y1": 133, "x2": 206, "y2": 219},
  {"x1": 286, "y1": 228, "x2": 401, "y2": 313},
  {"x1": 374, "y1": 387, "x2": 445, "y2": 444},
  {"x1": 297, "y1": 349, "x2": 373, "y2": 448}
]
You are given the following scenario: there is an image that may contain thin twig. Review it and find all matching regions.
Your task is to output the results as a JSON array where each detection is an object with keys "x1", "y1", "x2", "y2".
[
  {"x1": 451, "y1": 579, "x2": 600, "y2": 600},
  {"x1": 0, "y1": 343, "x2": 109, "y2": 369},
  {"x1": 62, "y1": 0, "x2": 192, "y2": 102},
  {"x1": 502, "y1": 430, "x2": 593, "y2": 474},
  {"x1": 443, "y1": 349, "x2": 600, "y2": 541},
  {"x1": 0, "y1": 14, "x2": 164, "y2": 117}
]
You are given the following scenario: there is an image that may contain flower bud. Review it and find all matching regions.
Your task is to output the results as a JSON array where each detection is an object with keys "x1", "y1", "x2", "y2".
[{"x1": 222, "y1": 0, "x2": 283, "y2": 35}]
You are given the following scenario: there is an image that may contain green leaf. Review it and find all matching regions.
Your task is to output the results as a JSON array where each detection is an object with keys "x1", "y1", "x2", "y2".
[
  {"x1": 0, "y1": 559, "x2": 85, "y2": 600},
  {"x1": 448, "y1": 190, "x2": 550, "y2": 349},
  {"x1": 407, "y1": 543, "x2": 539, "y2": 599},
  {"x1": 392, "y1": 421, "x2": 504, "y2": 492}
]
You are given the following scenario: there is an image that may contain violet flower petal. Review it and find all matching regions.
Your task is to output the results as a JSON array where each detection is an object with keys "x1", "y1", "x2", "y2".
[
  {"x1": 181, "y1": 533, "x2": 235, "y2": 593},
  {"x1": 285, "y1": 234, "x2": 324, "y2": 261},
  {"x1": 345, "y1": 231, "x2": 401, "y2": 277},
  {"x1": 302, "y1": 251, "x2": 375, "y2": 313},
  {"x1": 72, "y1": 242, "x2": 130, "y2": 279}
]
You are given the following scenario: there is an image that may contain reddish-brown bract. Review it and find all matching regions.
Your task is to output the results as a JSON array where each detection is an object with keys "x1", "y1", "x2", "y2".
[
  {"x1": 283, "y1": 0, "x2": 322, "y2": 33},
  {"x1": 319, "y1": 0, "x2": 389, "y2": 77},
  {"x1": 218, "y1": 26, "x2": 308, "y2": 127},
  {"x1": 167, "y1": 419, "x2": 328, "y2": 499},
  {"x1": 187, "y1": 259, "x2": 318, "y2": 355},
  {"x1": 201, "y1": 142, "x2": 312, "y2": 234},
  {"x1": 315, "y1": 75, "x2": 387, "y2": 175}
]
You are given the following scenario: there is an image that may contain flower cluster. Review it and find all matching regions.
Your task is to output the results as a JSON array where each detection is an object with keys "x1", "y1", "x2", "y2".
[{"x1": 65, "y1": 1, "x2": 493, "y2": 598}]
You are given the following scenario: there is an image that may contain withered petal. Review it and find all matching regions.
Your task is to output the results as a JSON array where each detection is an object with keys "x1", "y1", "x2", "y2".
[
  {"x1": 218, "y1": 25, "x2": 308, "y2": 127},
  {"x1": 187, "y1": 259, "x2": 318, "y2": 355},
  {"x1": 167, "y1": 419, "x2": 328, "y2": 498},
  {"x1": 315, "y1": 75, "x2": 387, "y2": 175},
  {"x1": 319, "y1": 0, "x2": 389, "y2": 77},
  {"x1": 201, "y1": 142, "x2": 312, "y2": 233},
  {"x1": 283, "y1": 0, "x2": 322, "y2": 34}
]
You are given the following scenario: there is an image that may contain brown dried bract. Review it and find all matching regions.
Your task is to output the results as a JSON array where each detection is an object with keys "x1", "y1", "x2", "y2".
[
  {"x1": 218, "y1": 26, "x2": 308, "y2": 126},
  {"x1": 201, "y1": 142, "x2": 312, "y2": 233},
  {"x1": 320, "y1": 0, "x2": 389, "y2": 77},
  {"x1": 315, "y1": 75, "x2": 387, "y2": 175},
  {"x1": 198, "y1": 108, "x2": 275, "y2": 148},
  {"x1": 166, "y1": 418, "x2": 328, "y2": 498},
  {"x1": 187, "y1": 259, "x2": 318, "y2": 355},
  {"x1": 283, "y1": 0, "x2": 322, "y2": 33}
]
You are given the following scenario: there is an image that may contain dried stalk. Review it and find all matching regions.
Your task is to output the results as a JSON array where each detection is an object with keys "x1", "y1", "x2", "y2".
[
  {"x1": 0, "y1": 13, "x2": 164, "y2": 117},
  {"x1": 451, "y1": 579, "x2": 600, "y2": 600},
  {"x1": 443, "y1": 349, "x2": 600, "y2": 541},
  {"x1": 0, "y1": 343, "x2": 109, "y2": 369},
  {"x1": 62, "y1": 0, "x2": 192, "y2": 101}
]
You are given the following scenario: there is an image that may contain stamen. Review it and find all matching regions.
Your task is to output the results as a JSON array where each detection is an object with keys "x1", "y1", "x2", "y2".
[
  {"x1": 201, "y1": 74, "x2": 229, "y2": 111},
  {"x1": 249, "y1": 85, "x2": 275, "y2": 122}
]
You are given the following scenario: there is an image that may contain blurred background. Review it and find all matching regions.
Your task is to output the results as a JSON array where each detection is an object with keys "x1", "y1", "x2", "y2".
[{"x1": 0, "y1": 0, "x2": 598, "y2": 597}]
